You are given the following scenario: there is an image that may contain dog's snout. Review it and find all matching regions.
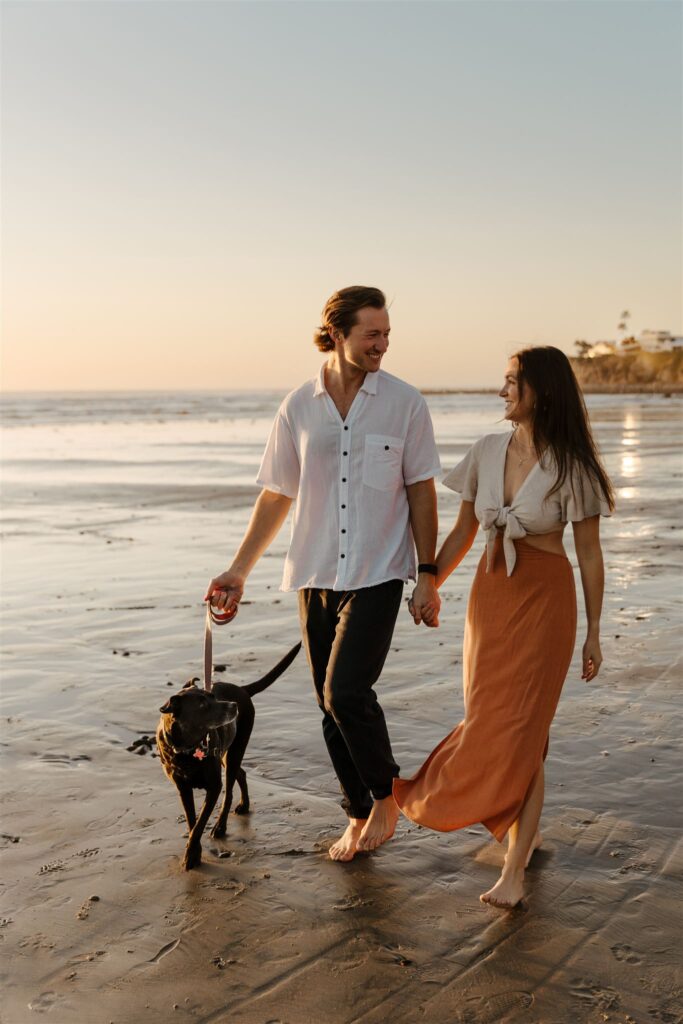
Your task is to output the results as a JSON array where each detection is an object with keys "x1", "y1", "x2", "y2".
[{"x1": 216, "y1": 699, "x2": 238, "y2": 724}]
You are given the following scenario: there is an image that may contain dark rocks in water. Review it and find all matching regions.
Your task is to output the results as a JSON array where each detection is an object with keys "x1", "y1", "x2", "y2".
[{"x1": 127, "y1": 735, "x2": 156, "y2": 754}]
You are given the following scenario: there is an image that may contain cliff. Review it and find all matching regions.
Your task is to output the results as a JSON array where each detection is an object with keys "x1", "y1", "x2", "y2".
[{"x1": 570, "y1": 350, "x2": 683, "y2": 393}]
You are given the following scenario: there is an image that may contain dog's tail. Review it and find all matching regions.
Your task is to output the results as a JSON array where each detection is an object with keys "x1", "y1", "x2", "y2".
[{"x1": 243, "y1": 642, "x2": 302, "y2": 697}]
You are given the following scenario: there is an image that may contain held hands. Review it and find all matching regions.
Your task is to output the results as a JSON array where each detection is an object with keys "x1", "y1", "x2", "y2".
[
  {"x1": 204, "y1": 570, "x2": 244, "y2": 620},
  {"x1": 408, "y1": 576, "x2": 440, "y2": 628},
  {"x1": 581, "y1": 634, "x2": 603, "y2": 681}
]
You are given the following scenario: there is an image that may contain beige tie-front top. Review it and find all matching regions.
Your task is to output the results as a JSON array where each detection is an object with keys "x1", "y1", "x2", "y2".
[{"x1": 443, "y1": 432, "x2": 612, "y2": 576}]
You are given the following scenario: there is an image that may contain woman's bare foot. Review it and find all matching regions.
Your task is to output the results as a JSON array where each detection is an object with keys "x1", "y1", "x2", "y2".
[
  {"x1": 525, "y1": 830, "x2": 543, "y2": 868},
  {"x1": 356, "y1": 795, "x2": 399, "y2": 852},
  {"x1": 328, "y1": 818, "x2": 366, "y2": 862},
  {"x1": 480, "y1": 866, "x2": 525, "y2": 908}
]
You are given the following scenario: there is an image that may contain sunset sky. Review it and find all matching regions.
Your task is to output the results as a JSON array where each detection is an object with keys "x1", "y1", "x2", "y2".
[{"x1": 2, "y1": 0, "x2": 681, "y2": 392}]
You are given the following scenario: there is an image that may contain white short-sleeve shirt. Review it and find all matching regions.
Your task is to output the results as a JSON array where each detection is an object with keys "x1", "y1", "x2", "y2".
[{"x1": 257, "y1": 366, "x2": 441, "y2": 592}]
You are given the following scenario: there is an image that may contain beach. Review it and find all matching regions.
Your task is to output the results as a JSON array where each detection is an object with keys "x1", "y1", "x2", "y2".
[{"x1": 1, "y1": 390, "x2": 682, "y2": 1024}]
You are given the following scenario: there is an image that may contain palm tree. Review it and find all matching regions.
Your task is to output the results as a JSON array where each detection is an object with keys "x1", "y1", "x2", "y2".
[{"x1": 617, "y1": 310, "x2": 631, "y2": 336}]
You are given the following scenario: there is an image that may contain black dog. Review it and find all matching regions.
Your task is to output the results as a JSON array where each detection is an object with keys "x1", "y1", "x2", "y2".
[{"x1": 157, "y1": 643, "x2": 301, "y2": 870}]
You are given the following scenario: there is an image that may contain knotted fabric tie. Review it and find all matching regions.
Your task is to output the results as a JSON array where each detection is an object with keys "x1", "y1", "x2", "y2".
[{"x1": 480, "y1": 507, "x2": 527, "y2": 576}]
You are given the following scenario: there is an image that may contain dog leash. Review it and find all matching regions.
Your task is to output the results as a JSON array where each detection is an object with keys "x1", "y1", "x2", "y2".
[{"x1": 203, "y1": 601, "x2": 237, "y2": 691}]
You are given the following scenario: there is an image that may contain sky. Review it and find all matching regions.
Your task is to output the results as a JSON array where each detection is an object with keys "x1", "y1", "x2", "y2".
[{"x1": 2, "y1": 0, "x2": 681, "y2": 392}]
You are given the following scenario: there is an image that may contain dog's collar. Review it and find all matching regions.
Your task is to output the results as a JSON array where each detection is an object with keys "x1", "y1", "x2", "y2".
[
  {"x1": 164, "y1": 729, "x2": 211, "y2": 759},
  {"x1": 191, "y1": 738, "x2": 209, "y2": 760}
]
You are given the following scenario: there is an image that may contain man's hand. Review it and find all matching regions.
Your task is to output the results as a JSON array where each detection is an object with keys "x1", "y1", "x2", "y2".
[
  {"x1": 204, "y1": 571, "x2": 245, "y2": 618},
  {"x1": 408, "y1": 576, "x2": 440, "y2": 627},
  {"x1": 203, "y1": 489, "x2": 293, "y2": 621}
]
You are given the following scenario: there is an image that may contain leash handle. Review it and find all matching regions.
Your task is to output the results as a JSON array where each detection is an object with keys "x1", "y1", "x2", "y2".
[{"x1": 204, "y1": 601, "x2": 237, "y2": 691}]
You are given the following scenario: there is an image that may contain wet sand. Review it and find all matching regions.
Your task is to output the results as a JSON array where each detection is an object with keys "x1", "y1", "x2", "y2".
[{"x1": 1, "y1": 395, "x2": 682, "y2": 1023}]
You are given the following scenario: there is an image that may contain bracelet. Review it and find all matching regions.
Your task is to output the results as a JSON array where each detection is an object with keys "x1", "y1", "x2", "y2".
[{"x1": 417, "y1": 563, "x2": 438, "y2": 576}]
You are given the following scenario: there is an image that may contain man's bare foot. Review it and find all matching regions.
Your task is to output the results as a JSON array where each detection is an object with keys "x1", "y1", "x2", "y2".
[
  {"x1": 525, "y1": 830, "x2": 543, "y2": 868},
  {"x1": 356, "y1": 795, "x2": 399, "y2": 852},
  {"x1": 328, "y1": 818, "x2": 366, "y2": 862},
  {"x1": 480, "y1": 866, "x2": 525, "y2": 909}
]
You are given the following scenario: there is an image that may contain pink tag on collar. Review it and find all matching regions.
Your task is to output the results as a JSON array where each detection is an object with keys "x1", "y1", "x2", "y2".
[{"x1": 193, "y1": 749, "x2": 206, "y2": 760}]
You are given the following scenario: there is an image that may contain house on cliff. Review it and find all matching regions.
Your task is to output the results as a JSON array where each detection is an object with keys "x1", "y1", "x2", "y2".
[
  {"x1": 636, "y1": 330, "x2": 683, "y2": 353},
  {"x1": 585, "y1": 341, "x2": 617, "y2": 358}
]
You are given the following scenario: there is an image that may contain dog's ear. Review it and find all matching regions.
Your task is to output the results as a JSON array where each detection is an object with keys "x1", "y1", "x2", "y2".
[
  {"x1": 159, "y1": 694, "x2": 182, "y2": 714},
  {"x1": 169, "y1": 721, "x2": 183, "y2": 748},
  {"x1": 182, "y1": 678, "x2": 200, "y2": 690}
]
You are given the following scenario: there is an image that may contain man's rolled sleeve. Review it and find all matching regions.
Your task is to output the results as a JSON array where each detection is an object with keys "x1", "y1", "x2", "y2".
[
  {"x1": 256, "y1": 407, "x2": 300, "y2": 499},
  {"x1": 403, "y1": 396, "x2": 441, "y2": 485}
]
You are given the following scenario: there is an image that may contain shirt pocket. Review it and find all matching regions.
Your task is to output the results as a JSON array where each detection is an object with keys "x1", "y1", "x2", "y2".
[{"x1": 362, "y1": 435, "x2": 405, "y2": 491}]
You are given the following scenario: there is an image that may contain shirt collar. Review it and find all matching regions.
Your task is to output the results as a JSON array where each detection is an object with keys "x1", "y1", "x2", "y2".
[
  {"x1": 313, "y1": 365, "x2": 326, "y2": 396},
  {"x1": 360, "y1": 370, "x2": 379, "y2": 395},
  {"x1": 313, "y1": 365, "x2": 380, "y2": 397}
]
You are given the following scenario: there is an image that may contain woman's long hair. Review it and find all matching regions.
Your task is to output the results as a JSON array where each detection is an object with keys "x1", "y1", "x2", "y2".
[{"x1": 514, "y1": 346, "x2": 615, "y2": 510}]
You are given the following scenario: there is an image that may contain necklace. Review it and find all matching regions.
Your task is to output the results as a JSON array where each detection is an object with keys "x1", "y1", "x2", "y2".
[{"x1": 511, "y1": 433, "x2": 536, "y2": 467}]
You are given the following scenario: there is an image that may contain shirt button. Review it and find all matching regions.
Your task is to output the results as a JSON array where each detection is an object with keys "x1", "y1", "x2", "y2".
[
  {"x1": 343, "y1": 451, "x2": 348, "y2": 456},
  {"x1": 342, "y1": 477, "x2": 347, "y2": 482},
  {"x1": 344, "y1": 426, "x2": 348, "y2": 431},
  {"x1": 340, "y1": 553, "x2": 345, "y2": 558},
  {"x1": 341, "y1": 504, "x2": 346, "y2": 509},
  {"x1": 341, "y1": 529, "x2": 346, "y2": 534},
  {"x1": 384, "y1": 445, "x2": 390, "y2": 450}
]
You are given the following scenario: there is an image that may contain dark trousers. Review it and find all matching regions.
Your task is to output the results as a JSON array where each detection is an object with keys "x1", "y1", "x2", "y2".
[{"x1": 298, "y1": 579, "x2": 403, "y2": 819}]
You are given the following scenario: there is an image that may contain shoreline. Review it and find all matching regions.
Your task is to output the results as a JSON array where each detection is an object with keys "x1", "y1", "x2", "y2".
[
  {"x1": 422, "y1": 385, "x2": 683, "y2": 395},
  {"x1": 3, "y1": 385, "x2": 682, "y2": 403}
]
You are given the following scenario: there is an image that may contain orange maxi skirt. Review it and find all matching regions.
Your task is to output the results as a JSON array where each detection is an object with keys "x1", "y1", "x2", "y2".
[{"x1": 393, "y1": 537, "x2": 577, "y2": 842}]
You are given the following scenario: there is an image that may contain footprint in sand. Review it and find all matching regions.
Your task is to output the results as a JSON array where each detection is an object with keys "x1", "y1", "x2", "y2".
[
  {"x1": 648, "y1": 1009, "x2": 683, "y2": 1024},
  {"x1": 39, "y1": 753, "x2": 92, "y2": 766},
  {"x1": 611, "y1": 943, "x2": 642, "y2": 964},
  {"x1": 68, "y1": 950, "x2": 107, "y2": 964},
  {"x1": 460, "y1": 990, "x2": 534, "y2": 1022},
  {"x1": 27, "y1": 991, "x2": 62, "y2": 1013},
  {"x1": 333, "y1": 895, "x2": 373, "y2": 912},
  {"x1": 378, "y1": 943, "x2": 413, "y2": 967},
  {"x1": 570, "y1": 978, "x2": 621, "y2": 1011},
  {"x1": 618, "y1": 860, "x2": 654, "y2": 875},
  {"x1": 38, "y1": 860, "x2": 65, "y2": 875}
]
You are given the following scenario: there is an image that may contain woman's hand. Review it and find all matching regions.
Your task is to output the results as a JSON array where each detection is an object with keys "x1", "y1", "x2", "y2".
[
  {"x1": 408, "y1": 578, "x2": 440, "y2": 628},
  {"x1": 204, "y1": 570, "x2": 244, "y2": 617},
  {"x1": 574, "y1": 517, "x2": 605, "y2": 684},
  {"x1": 581, "y1": 634, "x2": 602, "y2": 681}
]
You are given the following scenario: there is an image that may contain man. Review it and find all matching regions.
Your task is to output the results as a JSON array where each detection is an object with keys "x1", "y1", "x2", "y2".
[{"x1": 206, "y1": 286, "x2": 441, "y2": 862}]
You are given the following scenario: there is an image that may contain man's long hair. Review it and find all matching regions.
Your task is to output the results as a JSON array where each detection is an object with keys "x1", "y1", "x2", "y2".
[{"x1": 514, "y1": 345, "x2": 615, "y2": 510}]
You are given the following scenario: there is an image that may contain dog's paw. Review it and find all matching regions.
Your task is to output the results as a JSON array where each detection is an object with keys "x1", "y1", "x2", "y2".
[
  {"x1": 210, "y1": 822, "x2": 227, "y2": 840},
  {"x1": 182, "y1": 843, "x2": 202, "y2": 871},
  {"x1": 234, "y1": 802, "x2": 250, "y2": 816}
]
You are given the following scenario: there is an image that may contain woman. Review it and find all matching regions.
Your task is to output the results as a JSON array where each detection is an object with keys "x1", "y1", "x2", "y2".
[{"x1": 393, "y1": 346, "x2": 614, "y2": 908}]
